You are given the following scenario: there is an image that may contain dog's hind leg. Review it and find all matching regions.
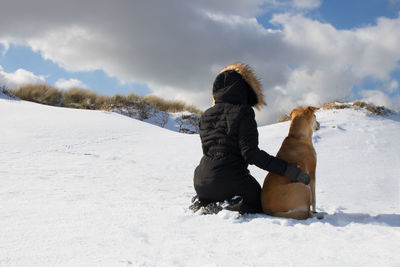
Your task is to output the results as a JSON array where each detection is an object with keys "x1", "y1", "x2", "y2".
[
  {"x1": 272, "y1": 207, "x2": 310, "y2": 220},
  {"x1": 286, "y1": 182, "x2": 312, "y2": 210},
  {"x1": 268, "y1": 182, "x2": 312, "y2": 220}
]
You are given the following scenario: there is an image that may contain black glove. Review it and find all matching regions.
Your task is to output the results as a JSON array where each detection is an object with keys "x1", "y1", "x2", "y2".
[{"x1": 284, "y1": 162, "x2": 310, "y2": 185}]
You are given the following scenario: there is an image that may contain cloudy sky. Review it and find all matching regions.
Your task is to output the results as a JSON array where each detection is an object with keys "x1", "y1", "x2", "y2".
[{"x1": 0, "y1": 0, "x2": 399, "y2": 124}]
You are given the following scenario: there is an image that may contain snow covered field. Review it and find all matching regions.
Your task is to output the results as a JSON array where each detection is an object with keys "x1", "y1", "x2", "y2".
[{"x1": 1, "y1": 97, "x2": 399, "y2": 267}]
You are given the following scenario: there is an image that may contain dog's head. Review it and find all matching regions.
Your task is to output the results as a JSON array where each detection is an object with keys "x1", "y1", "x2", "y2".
[{"x1": 289, "y1": 106, "x2": 320, "y2": 132}]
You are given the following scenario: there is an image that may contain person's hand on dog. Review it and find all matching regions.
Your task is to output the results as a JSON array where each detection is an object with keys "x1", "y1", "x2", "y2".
[{"x1": 284, "y1": 162, "x2": 311, "y2": 185}]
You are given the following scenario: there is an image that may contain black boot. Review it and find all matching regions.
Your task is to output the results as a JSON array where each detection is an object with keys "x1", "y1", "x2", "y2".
[
  {"x1": 222, "y1": 195, "x2": 243, "y2": 212},
  {"x1": 189, "y1": 195, "x2": 206, "y2": 213},
  {"x1": 202, "y1": 202, "x2": 223, "y2": 214},
  {"x1": 202, "y1": 196, "x2": 243, "y2": 215}
]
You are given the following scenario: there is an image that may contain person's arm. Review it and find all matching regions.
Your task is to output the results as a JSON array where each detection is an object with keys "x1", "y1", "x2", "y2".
[
  {"x1": 238, "y1": 106, "x2": 310, "y2": 184},
  {"x1": 238, "y1": 106, "x2": 287, "y2": 174}
]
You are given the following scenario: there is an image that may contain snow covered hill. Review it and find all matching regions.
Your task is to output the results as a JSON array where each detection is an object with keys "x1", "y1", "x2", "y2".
[{"x1": 0, "y1": 98, "x2": 399, "y2": 267}]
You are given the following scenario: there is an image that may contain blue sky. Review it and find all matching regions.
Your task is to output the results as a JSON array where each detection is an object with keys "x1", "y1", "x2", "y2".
[
  {"x1": 316, "y1": 0, "x2": 400, "y2": 29},
  {"x1": 0, "y1": 0, "x2": 399, "y2": 123},
  {"x1": 0, "y1": 44, "x2": 151, "y2": 95},
  {"x1": 257, "y1": 0, "x2": 400, "y2": 29}
]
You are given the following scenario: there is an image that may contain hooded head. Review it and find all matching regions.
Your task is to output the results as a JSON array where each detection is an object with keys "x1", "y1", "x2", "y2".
[{"x1": 212, "y1": 63, "x2": 266, "y2": 110}]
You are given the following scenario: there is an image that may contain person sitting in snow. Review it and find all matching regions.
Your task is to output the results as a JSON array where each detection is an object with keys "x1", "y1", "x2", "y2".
[{"x1": 191, "y1": 62, "x2": 310, "y2": 214}]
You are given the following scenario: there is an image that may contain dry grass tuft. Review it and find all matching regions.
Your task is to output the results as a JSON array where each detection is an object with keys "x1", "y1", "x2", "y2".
[
  {"x1": 353, "y1": 101, "x2": 393, "y2": 116},
  {"x1": 142, "y1": 95, "x2": 202, "y2": 114},
  {"x1": 320, "y1": 100, "x2": 351, "y2": 110},
  {"x1": 323, "y1": 100, "x2": 393, "y2": 116},
  {"x1": 9, "y1": 83, "x2": 202, "y2": 115},
  {"x1": 62, "y1": 88, "x2": 101, "y2": 109},
  {"x1": 276, "y1": 100, "x2": 395, "y2": 123},
  {"x1": 11, "y1": 84, "x2": 63, "y2": 106}
]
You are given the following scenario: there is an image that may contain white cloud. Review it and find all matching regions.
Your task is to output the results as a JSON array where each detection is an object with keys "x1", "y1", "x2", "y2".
[
  {"x1": 254, "y1": 13, "x2": 400, "y2": 123},
  {"x1": 388, "y1": 80, "x2": 399, "y2": 93},
  {"x1": 55, "y1": 78, "x2": 87, "y2": 90},
  {"x1": 0, "y1": 1, "x2": 399, "y2": 124},
  {"x1": 0, "y1": 40, "x2": 9, "y2": 56},
  {"x1": 0, "y1": 65, "x2": 46, "y2": 88},
  {"x1": 292, "y1": 0, "x2": 321, "y2": 9}
]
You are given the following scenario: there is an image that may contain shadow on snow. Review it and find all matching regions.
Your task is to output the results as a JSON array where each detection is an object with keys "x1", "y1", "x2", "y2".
[{"x1": 239, "y1": 212, "x2": 400, "y2": 227}]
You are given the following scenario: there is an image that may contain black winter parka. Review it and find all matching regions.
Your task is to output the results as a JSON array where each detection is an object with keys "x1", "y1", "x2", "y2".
[{"x1": 194, "y1": 65, "x2": 288, "y2": 203}]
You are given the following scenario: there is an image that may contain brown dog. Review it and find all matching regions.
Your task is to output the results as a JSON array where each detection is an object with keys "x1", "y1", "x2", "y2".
[{"x1": 261, "y1": 106, "x2": 319, "y2": 220}]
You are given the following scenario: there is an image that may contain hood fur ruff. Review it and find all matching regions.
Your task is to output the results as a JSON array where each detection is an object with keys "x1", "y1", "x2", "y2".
[{"x1": 219, "y1": 62, "x2": 266, "y2": 109}]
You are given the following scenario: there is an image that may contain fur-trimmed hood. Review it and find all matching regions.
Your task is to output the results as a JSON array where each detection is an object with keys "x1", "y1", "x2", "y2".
[{"x1": 212, "y1": 63, "x2": 266, "y2": 109}]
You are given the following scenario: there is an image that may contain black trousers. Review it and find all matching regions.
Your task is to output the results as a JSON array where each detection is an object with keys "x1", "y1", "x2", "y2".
[{"x1": 194, "y1": 174, "x2": 262, "y2": 214}]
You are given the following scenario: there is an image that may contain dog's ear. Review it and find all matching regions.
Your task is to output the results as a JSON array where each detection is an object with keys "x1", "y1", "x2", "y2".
[
  {"x1": 289, "y1": 109, "x2": 299, "y2": 118},
  {"x1": 307, "y1": 106, "x2": 320, "y2": 112}
]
